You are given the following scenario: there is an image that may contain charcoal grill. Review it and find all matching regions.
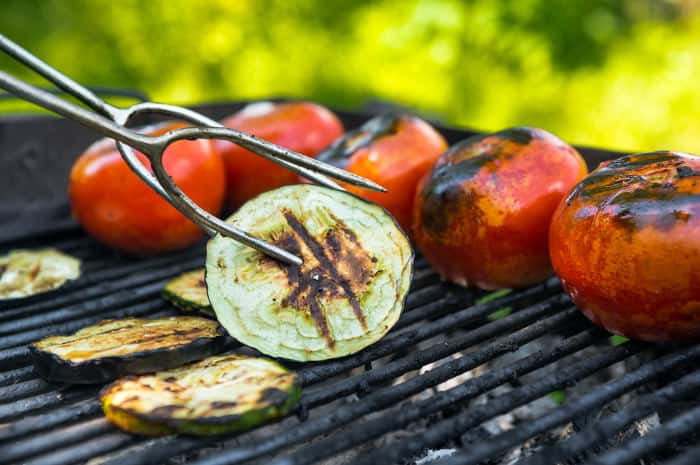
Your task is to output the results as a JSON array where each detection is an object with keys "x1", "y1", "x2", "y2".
[{"x1": 1, "y1": 101, "x2": 699, "y2": 465}]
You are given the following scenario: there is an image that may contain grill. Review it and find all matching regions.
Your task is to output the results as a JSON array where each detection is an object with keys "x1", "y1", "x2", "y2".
[{"x1": 1, "y1": 101, "x2": 698, "y2": 465}]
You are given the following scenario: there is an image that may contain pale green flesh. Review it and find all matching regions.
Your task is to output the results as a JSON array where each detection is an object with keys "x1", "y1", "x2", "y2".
[
  {"x1": 206, "y1": 185, "x2": 413, "y2": 361},
  {"x1": 0, "y1": 248, "x2": 81, "y2": 299}
]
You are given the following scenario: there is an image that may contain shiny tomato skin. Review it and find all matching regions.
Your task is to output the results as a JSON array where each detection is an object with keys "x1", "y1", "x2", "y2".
[
  {"x1": 413, "y1": 127, "x2": 588, "y2": 290},
  {"x1": 319, "y1": 115, "x2": 448, "y2": 233},
  {"x1": 549, "y1": 151, "x2": 700, "y2": 342},
  {"x1": 69, "y1": 122, "x2": 225, "y2": 256},
  {"x1": 217, "y1": 101, "x2": 344, "y2": 210}
]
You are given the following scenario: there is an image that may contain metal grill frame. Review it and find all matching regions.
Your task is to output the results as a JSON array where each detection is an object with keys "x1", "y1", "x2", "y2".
[{"x1": 0, "y1": 102, "x2": 698, "y2": 465}]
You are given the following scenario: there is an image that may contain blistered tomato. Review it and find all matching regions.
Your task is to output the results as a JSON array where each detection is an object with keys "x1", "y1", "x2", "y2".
[
  {"x1": 69, "y1": 122, "x2": 225, "y2": 255},
  {"x1": 315, "y1": 114, "x2": 447, "y2": 232},
  {"x1": 217, "y1": 101, "x2": 344, "y2": 210},
  {"x1": 550, "y1": 151, "x2": 700, "y2": 341},
  {"x1": 413, "y1": 127, "x2": 587, "y2": 289}
]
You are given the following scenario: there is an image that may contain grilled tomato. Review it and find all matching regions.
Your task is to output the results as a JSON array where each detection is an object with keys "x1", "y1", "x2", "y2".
[
  {"x1": 217, "y1": 101, "x2": 344, "y2": 210},
  {"x1": 69, "y1": 121, "x2": 225, "y2": 256},
  {"x1": 101, "y1": 354, "x2": 301, "y2": 436},
  {"x1": 413, "y1": 127, "x2": 587, "y2": 289},
  {"x1": 549, "y1": 151, "x2": 700, "y2": 342},
  {"x1": 206, "y1": 184, "x2": 413, "y2": 361},
  {"x1": 315, "y1": 114, "x2": 447, "y2": 232},
  {"x1": 30, "y1": 317, "x2": 226, "y2": 383}
]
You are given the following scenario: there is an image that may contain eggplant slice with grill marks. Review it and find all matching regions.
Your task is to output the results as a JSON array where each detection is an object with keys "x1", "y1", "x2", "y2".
[
  {"x1": 0, "y1": 248, "x2": 81, "y2": 301},
  {"x1": 162, "y1": 269, "x2": 214, "y2": 317},
  {"x1": 206, "y1": 184, "x2": 413, "y2": 361},
  {"x1": 101, "y1": 354, "x2": 301, "y2": 436},
  {"x1": 29, "y1": 317, "x2": 227, "y2": 384}
]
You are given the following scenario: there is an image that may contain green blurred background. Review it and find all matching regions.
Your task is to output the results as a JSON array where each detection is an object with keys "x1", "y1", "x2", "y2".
[{"x1": 1, "y1": 0, "x2": 699, "y2": 153}]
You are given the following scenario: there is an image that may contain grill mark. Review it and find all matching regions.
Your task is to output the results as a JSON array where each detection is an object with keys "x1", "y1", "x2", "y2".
[
  {"x1": 28, "y1": 263, "x2": 41, "y2": 281},
  {"x1": 284, "y1": 212, "x2": 368, "y2": 330}
]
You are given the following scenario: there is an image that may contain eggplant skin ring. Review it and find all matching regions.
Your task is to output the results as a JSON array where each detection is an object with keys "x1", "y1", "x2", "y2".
[
  {"x1": 206, "y1": 184, "x2": 414, "y2": 362},
  {"x1": 162, "y1": 269, "x2": 215, "y2": 317},
  {"x1": 29, "y1": 317, "x2": 227, "y2": 384},
  {"x1": 101, "y1": 354, "x2": 301, "y2": 436}
]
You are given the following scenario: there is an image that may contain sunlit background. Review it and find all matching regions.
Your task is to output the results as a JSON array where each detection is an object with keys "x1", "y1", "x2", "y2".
[{"x1": 1, "y1": 0, "x2": 699, "y2": 153}]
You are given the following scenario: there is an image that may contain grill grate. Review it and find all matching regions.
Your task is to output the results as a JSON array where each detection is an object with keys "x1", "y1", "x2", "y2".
[{"x1": 1, "y1": 103, "x2": 699, "y2": 465}]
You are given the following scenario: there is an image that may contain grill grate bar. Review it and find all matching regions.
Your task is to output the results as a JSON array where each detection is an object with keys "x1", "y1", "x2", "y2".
[
  {"x1": 0, "y1": 365, "x2": 36, "y2": 387},
  {"x1": 664, "y1": 444, "x2": 700, "y2": 465},
  {"x1": 0, "y1": 398, "x2": 101, "y2": 442},
  {"x1": 298, "y1": 278, "x2": 561, "y2": 386},
  {"x1": 0, "y1": 378, "x2": 52, "y2": 403},
  {"x1": 583, "y1": 401, "x2": 700, "y2": 465},
  {"x1": 20, "y1": 431, "x2": 135, "y2": 465},
  {"x1": 515, "y1": 368, "x2": 700, "y2": 465},
  {"x1": 435, "y1": 344, "x2": 700, "y2": 465},
  {"x1": 0, "y1": 386, "x2": 98, "y2": 423},
  {"x1": 302, "y1": 294, "x2": 571, "y2": 408},
  {"x1": 350, "y1": 341, "x2": 645, "y2": 465}
]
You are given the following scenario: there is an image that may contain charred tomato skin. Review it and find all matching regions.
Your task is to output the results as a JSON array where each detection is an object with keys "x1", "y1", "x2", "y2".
[
  {"x1": 413, "y1": 127, "x2": 587, "y2": 289},
  {"x1": 217, "y1": 101, "x2": 344, "y2": 210},
  {"x1": 316, "y1": 114, "x2": 448, "y2": 232},
  {"x1": 549, "y1": 151, "x2": 700, "y2": 342},
  {"x1": 69, "y1": 122, "x2": 225, "y2": 256}
]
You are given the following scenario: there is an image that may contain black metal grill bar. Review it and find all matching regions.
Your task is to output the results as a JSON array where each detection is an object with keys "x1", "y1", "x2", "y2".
[
  {"x1": 0, "y1": 417, "x2": 112, "y2": 463},
  {"x1": 435, "y1": 344, "x2": 700, "y2": 465},
  {"x1": 0, "y1": 386, "x2": 97, "y2": 423},
  {"x1": 351, "y1": 341, "x2": 644, "y2": 465},
  {"x1": 664, "y1": 444, "x2": 700, "y2": 465},
  {"x1": 90, "y1": 291, "x2": 568, "y2": 465},
  {"x1": 0, "y1": 365, "x2": 36, "y2": 387},
  {"x1": 21, "y1": 432, "x2": 135, "y2": 465},
  {"x1": 0, "y1": 398, "x2": 101, "y2": 442},
  {"x1": 302, "y1": 294, "x2": 570, "y2": 408},
  {"x1": 0, "y1": 254, "x2": 203, "y2": 328},
  {"x1": 584, "y1": 402, "x2": 700, "y2": 465},
  {"x1": 0, "y1": 377, "x2": 51, "y2": 403},
  {"x1": 261, "y1": 315, "x2": 599, "y2": 465},
  {"x1": 515, "y1": 368, "x2": 700, "y2": 465},
  {"x1": 297, "y1": 278, "x2": 561, "y2": 386}
]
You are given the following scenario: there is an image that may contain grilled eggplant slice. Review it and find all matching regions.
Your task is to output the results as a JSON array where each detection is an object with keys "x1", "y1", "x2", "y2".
[
  {"x1": 0, "y1": 248, "x2": 80, "y2": 300},
  {"x1": 101, "y1": 354, "x2": 301, "y2": 436},
  {"x1": 162, "y1": 269, "x2": 214, "y2": 317},
  {"x1": 29, "y1": 317, "x2": 226, "y2": 384},
  {"x1": 206, "y1": 184, "x2": 413, "y2": 361}
]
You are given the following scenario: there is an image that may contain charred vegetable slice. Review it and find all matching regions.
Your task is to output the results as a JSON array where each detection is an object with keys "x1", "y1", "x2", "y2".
[
  {"x1": 162, "y1": 269, "x2": 214, "y2": 316},
  {"x1": 101, "y1": 354, "x2": 301, "y2": 436},
  {"x1": 0, "y1": 248, "x2": 80, "y2": 300},
  {"x1": 206, "y1": 184, "x2": 413, "y2": 361},
  {"x1": 30, "y1": 317, "x2": 226, "y2": 383}
]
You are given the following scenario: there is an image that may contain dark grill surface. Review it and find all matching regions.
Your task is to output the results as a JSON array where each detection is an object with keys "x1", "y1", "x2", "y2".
[{"x1": 1, "y1": 103, "x2": 699, "y2": 465}]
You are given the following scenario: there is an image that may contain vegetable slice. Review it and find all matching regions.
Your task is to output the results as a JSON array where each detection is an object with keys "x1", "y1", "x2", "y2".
[
  {"x1": 29, "y1": 317, "x2": 226, "y2": 383},
  {"x1": 101, "y1": 354, "x2": 301, "y2": 436},
  {"x1": 206, "y1": 184, "x2": 413, "y2": 361},
  {"x1": 162, "y1": 269, "x2": 214, "y2": 316},
  {"x1": 0, "y1": 248, "x2": 81, "y2": 300}
]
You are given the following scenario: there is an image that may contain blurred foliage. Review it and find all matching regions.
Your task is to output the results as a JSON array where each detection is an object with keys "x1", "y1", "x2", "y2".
[{"x1": 1, "y1": 0, "x2": 700, "y2": 152}]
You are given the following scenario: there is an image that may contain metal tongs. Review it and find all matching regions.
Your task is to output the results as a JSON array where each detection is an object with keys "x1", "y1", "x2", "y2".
[{"x1": 0, "y1": 34, "x2": 386, "y2": 266}]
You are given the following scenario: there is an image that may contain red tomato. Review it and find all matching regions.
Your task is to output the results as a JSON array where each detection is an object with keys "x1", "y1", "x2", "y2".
[
  {"x1": 315, "y1": 114, "x2": 448, "y2": 233},
  {"x1": 217, "y1": 101, "x2": 344, "y2": 210},
  {"x1": 413, "y1": 127, "x2": 588, "y2": 289},
  {"x1": 69, "y1": 122, "x2": 226, "y2": 256},
  {"x1": 549, "y1": 151, "x2": 700, "y2": 341}
]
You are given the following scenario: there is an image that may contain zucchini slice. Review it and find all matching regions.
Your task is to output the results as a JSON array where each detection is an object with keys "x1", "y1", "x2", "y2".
[
  {"x1": 162, "y1": 269, "x2": 214, "y2": 317},
  {"x1": 0, "y1": 248, "x2": 81, "y2": 300},
  {"x1": 101, "y1": 354, "x2": 301, "y2": 436},
  {"x1": 29, "y1": 316, "x2": 226, "y2": 384},
  {"x1": 206, "y1": 184, "x2": 413, "y2": 361}
]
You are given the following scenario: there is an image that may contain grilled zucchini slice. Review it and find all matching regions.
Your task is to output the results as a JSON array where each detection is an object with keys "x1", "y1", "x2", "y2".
[
  {"x1": 101, "y1": 354, "x2": 301, "y2": 436},
  {"x1": 0, "y1": 248, "x2": 80, "y2": 300},
  {"x1": 162, "y1": 269, "x2": 214, "y2": 317},
  {"x1": 29, "y1": 317, "x2": 226, "y2": 384},
  {"x1": 206, "y1": 184, "x2": 413, "y2": 361}
]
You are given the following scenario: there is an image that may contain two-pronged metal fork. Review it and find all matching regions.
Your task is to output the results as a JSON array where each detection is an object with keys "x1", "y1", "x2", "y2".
[{"x1": 0, "y1": 34, "x2": 386, "y2": 266}]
